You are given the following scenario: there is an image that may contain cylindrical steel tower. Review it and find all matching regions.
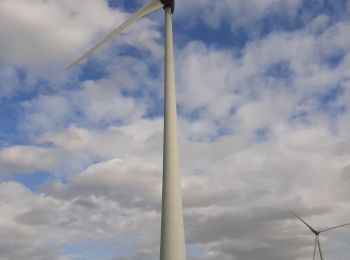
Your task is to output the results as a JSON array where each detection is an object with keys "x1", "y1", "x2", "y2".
[{"x1": 160, "y1": 6, "x2": 186, "y2": 260}]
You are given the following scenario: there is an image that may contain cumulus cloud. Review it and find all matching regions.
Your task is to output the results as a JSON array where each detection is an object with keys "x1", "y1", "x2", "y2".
[
  {"x1": 0, "y1": 146, "x2": 57, "y2": 175},
  {"x1": 0, "y1": 182, "x2": 62, "y2": 260},
  {"x1": 176, "y1": 18, "x2": 350, "y2": 140},
  {"x1": 0, "y1": 0, "x2": 145, "y2": 66},
  {"x1": 176, "y1": 0, "x2": 303, "y2": 31},
  {"x1": 0, "y1": 158, "x2": 164, "y2": 259},
  {"x1": 0, "y1": 0, "x2": 163, "y2": 99},
  {"x1": 1, "y1": 0, "x2": 350, "y2": 259}
]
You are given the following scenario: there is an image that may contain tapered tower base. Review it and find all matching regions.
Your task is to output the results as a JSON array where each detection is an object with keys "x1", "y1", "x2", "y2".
[{"x1": 160, "y1": 6, "x2": 186, "y2": 260}]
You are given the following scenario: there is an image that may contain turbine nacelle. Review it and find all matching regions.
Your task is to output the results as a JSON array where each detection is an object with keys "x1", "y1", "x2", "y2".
[{"x1": 160, "y1": 0, "x2": 175, "y2": 13}]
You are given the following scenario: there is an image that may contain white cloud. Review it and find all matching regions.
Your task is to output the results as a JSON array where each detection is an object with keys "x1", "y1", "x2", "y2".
[
  {"x1": 0, "y1": 0, "x2": 163, "y2": 98},
  {"x1": 0, "y1": 0, "x2": 119, "y2": 67},
  {"x1": 1, "y1": 1, "x2": 350, "y2": 259},
  {"x1": 21, "y1": 95, "x2": 72, "y2": 134},
  {"x1": 176, "y1": 18, "x2": 350, "y2": 140},
  {"x1": 20, "y1": 80, "x2": 147, "y2": 135},
  {"x1": 2, "y1": 117, "x2": 350, "y2": 259},
  {"x1": 2, "y1": 108, "x2": 350, "y2": 259},
  {"x1": 176, "y1": 0, "x2": 303, "y2": 30},
  {"x1": 0, "y1": 146, "x2": 57, "y2": 175}
]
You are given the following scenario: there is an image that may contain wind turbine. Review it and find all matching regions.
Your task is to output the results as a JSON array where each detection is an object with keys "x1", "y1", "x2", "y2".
[
  {"x1": 291, "y1": 211, "x2": 350, "y2": 260},
  {"x1": 67, "y1": 1, "x2": 186, "y2": 259}
]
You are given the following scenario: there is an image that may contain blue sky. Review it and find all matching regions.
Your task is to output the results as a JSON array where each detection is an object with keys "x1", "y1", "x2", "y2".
[{"x1": 1, "y1": 0, "x2": 350, "y2": 259}]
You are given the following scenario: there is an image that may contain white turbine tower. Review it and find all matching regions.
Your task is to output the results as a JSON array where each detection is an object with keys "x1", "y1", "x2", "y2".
[
  {"x1": 291, "y1": 211, "x2": 350, "y2": 260},
  {"x1": 67, "y1": 1, "x2": 186, "y2": 259}
]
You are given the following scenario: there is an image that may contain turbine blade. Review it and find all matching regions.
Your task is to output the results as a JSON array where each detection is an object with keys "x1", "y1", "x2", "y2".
[
  {"x1": 66, "y1": 0, "x2": 163, "y2": 70},
  {"x1": 320, "y1": 222, "x2": 350, "y2": 233},
  {"x1": 290, "y1": 211, "x2": 317, "y2": 234},
  {"x1": 318, "y1": 237, "x2": 324, "y2": 260},
  {"x1": 313, "y1": 236, "x2": 317, "y2": 260}
]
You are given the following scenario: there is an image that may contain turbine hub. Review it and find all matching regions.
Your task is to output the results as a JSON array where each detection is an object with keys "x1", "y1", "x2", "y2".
[{"x1": 161, "y1": 0, "x2": 175, "y2": 13}]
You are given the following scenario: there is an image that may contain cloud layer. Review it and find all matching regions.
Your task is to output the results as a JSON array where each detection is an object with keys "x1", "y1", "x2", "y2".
[{"x1": 1, "y1": 0, "x2": 350, "y2": 259}]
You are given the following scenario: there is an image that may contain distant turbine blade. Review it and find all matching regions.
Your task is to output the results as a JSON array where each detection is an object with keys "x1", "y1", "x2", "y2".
[
  {"x1": 290, "y1": 211, "x2": 317, "y2": 234},
  {"x1": 318, "y1": 237, "x2": 324, "y2": 260},
  {"x1": 319, "y1": 222, "x2": 350, "y2": 233},
  {"x1": 66, "y1": 0, "x2": 163, "y2": 70},
  {"x1": 313, "y1": 236, "x2": 317, "y2": 260}
]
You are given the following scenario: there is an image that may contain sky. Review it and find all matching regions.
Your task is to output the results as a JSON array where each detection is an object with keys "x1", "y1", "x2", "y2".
[{"x1": 0, "y1": 0, "x2": 350, "y2": 259}]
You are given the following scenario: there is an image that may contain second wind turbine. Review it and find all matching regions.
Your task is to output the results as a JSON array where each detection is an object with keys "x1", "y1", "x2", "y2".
[
  {"x1": 67, "y1": 1, "x2": 186, "y2": 259},
  {"x1": 291, "y1": 211, "x2": 350, "y2": 260}
]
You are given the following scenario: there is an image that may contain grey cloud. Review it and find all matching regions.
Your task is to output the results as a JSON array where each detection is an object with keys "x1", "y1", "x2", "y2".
[
  {"x1": 73, "y1": 197, "x2": 100, "y2": 209},
  {"x1": 16, "y1": 207, "x2": 52, "y2": 226},
  {"x1": 39, "y1": 158, "x2": 162, "y2": 210},
  {"x1": 341, "y1": 165, "x2": 350, "y2": 180},
  {"x1": 1, "y1": 1, "x2": 350, "y2": 260}
]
